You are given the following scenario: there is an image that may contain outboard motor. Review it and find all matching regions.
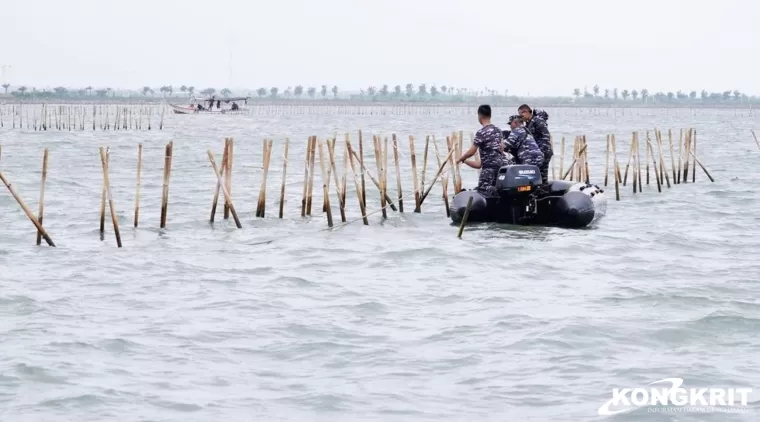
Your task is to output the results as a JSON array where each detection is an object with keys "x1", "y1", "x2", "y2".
[{"x1": 493, "y1": 164, "x2": 542, "y2": 224}]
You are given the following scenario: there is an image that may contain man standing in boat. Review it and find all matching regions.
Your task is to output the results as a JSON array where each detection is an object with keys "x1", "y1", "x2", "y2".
[
  {"x1": 503, "y1": 115, "x2": 544, "y2": 168},
  {"x1": 518, "y1": 104, "x2": 553, "y2": 183},
  {"x1": 456, "y1": 105, "x2": 505, "y2": 196}
]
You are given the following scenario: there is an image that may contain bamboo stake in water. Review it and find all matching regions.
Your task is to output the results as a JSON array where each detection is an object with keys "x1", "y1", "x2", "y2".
[
  {"x1": 682, "y1": 129, "x2": 692, "y2": 183},
  {"x1": 210, "y1": 138, "x2": 229, "y2": 223},
  {"x1": 0, "y1": 171, "x2": 56, "y2": 246},
  {"x1": 604, "y1": 134, "x2": 610, "y2": 186},
  {"x1": 431, "y1": 137, "x2": 450, "y2": 217},
  {"x1": 301, "y1": 136, "x2": 312, "y2": 217},
  {"x1": 421, "y1": 135, "x2": 430, "y2": 195},
  {"x1": 346, "y1": 137, "x2": 369, "y2": 225},
  {"x1": 677, "y1": 129, "x2": 683, "y2": 184},
  {"x1": 645, "y1": 131, "x2": 651, "y2": 185},
  {"x1": 611, "y1": 134, "x2": 621, "y2": 201},
  {"x1": 582, "y1": 135, "x2": 590, "y2": 184},
  {"x1": 256, "y1": 139, "x2": 273, "y2": 217},
  {"x1": 692, "y1": 130, "x2": 697, "y2": 183},
  {"x1": 160, "y1": 141, "x2": 173, "y2": 229},
  {"x1": 559, "y1": 136, "x2": 565, "y2": 179},
  {"x1": 636, "y1": 132, "x2": 643, "y2": 191},
  {"x1": 457, "y1": 196, "x2": 474, "y2": 239},
  {"x1": 409, "y1": 135, "x2": 422, "y2": 212},
  {"x1": 306, "y1": 135, "x2": 317, "y2": 215},
  {"x1": 100, "y1": 150, "x2": 109, "y2": 237},
  {"x1": 646, "y1": 136, "x2": 662, "y2": 193},
  {"x1": 623, "y1": 134, "x2": 635, "y2": 186},
  {"x1": 206, "y1": 150, "x2": 242, "y2": 228},
  {"x1": 348, "y1": 148, "x2": 398, "y2": 211},
  {"x1": 383, "y1": 136, "x2": 389, "y2": 220},
  {"x1": 392, "y1": 133, "x2": 404, "y2": 212},
  {"x1": 224, "y1": 137, "x2": 234, "y2": 219},
  {"x1": 419, "y1": 147, "x2": 457, "y2": 206},
  {"x1": 99, "y1": 147, "x2": 122, "y2": 248},
  {"x1": 134, "y1": 143, "x2": 142, "y2": 227},
  {"x1": 279, "y1": 138, "x2": 289, "y2": 219},
  {"x1": 36, "y1": 148, "x2": 49, "y2": 246},
  {"x1": 359, "y1": 130, "x2": 366, "y2": 209},
  {"x1": 688, "y1": 149, "x2": 715, "y2": 182},
  {"x1": 561, "y1": 144, "x2": 588, "y2": 180},
  {"x1": 655, "y1": 130, "x2": 671, "y2": 189},
  {"x1": 372, "y1": 135, "x2": 387, "y2": 219},
  {"x1": 317, "y1": 138, "x2": 334, "y2": 227},
  {"x1": 752, "y1": 130, "x2": 760, "y2": 150},
  {"x1": 326, "y1": 137, "x2": 346, "y2": 223}
]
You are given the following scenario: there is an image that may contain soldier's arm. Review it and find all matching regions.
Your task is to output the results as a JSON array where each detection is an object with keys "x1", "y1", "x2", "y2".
[
  {"x1": 503, "y1": 130, "x2": 518, "y2": 151},
  {"x1": 535, "y1": 119, "x2": 551, "y2": 143}
]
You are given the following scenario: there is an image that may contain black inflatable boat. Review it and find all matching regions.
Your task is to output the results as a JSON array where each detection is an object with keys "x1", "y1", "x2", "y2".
[{"x1": 449, "y1": 164, "x2": 607, "y2": 228}]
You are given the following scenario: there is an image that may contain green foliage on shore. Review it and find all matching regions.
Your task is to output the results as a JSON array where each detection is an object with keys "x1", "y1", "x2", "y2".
[{"x1": 2, "y1": 83, "x2": 758, "y2": 106}]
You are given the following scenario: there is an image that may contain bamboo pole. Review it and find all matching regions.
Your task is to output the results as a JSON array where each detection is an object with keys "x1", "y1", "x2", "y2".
[
  {"x1": 346, "y1": 137, "x2": 369, "y2": 225},
  {"x1": 160, "y1": 141, "x2": 173, "y2": 229},
  {"x1": 688, "y1": 149, "x2": 715, "y2": 182},
  {"x1": 210, "y1": 138, "x2": 229, "y2": 223},
  {"x1": 432, "y1": 136, "x2": 450, "y2": 217},
  {"x1": 655, "y1": 130, "x2": 671, "y2": 189},
  {"x1": 36, "y1": 148, "x2": 49, "y2": 246},
  {"x1": 636, "y1": 132, "x2": 643, "y2": 191},
  {"x1": 456, "y1": 196, "x2": 474, "y2": 239},
  {"x1": 421, "y1": 135, "x2": 430, "y2": 195},
  {"x1": 327, "y1": 137, "x2": 346, "y2": 222},
  {"x1": 559, "y1": 136, "x2": 565, "y2": 179},
  {"x1": 582, "y1": 135, "x2": 590, "y2": 184},
  {"x1": 623, "y1": 133, "x2": 635, "y2": 186},
  {"x1": 206, "y1": 150, "x2": 242, "y2": 228},
  {"x1": 301, "y1": 136, "x2": 312, "y2": 217},
  {"x1": 682, "y1": 129, "x2": 692, "y2": 183},
  {"x1": 224, "y1": 137, "x2": 234, "y2": 219},
  {"x1": 359, "y1": 130, "x2": 366, "y2": 209},
  {"x1": 419, "y1": 147, "x2": 456, "y2": 206},
  {"x1": 318, "y1": 138, "x2": 334, "y2": 227},
  {"x1": 372, "y1": 135, "x2": 387, "y2": 219},
  {"x1": 279, "y1": 138, "x2": 289, "y2": 219},
  {"x1": 692, "y1": 130, "x2": 697, "y2": 183},
  {"x1": 410, "y1": 135, "x2": 421, "y2": 212},
  {"x1": 677, "y1": 129, "x2": 683, "y2": 184},
  {"x1": 99, "y1": 147, "x2": 122, "y2": 248},
  {"x1": 100, "y1": 150, "x2": 109, "y2": 235},
  {"x1": 256, "y1": 139, "x2": 273, "y2": 217},
  {"x1": 348, "y1": 148, "x2": 398, "y2": 211},
  {"x1": 646, "y1": 136, "x2": 662, "y2": 193},
  {"x1": 604, "y1": 135, "x2": 610, "y2": 186},
  {"x1": 0, "y1": 171, "x2": 55, "y2": 246},
  {"x1": 392, "y1": 133, "x2": 404, "y2": 213},
  {"x1": 752, "y1": 130, "x2": 760, "y2": 150},
  {"x1": 383, "y1": 136, "x2": 389, "y2": 220},
  {"x1": 645, "y1": 131, "x2": 650, "y2": 185},
  {"x1": 306, "y1": 135, "x2": 317, "y2": 215},
  {"x1": 134, "y1": 143, "x2": 142, "y2": 227},
  {"x1": 611, "y1": 134, "x2": 620, "y2": 201},
  {"x1": 561, "y1": 144, "x2": 588, "y2": 180}
]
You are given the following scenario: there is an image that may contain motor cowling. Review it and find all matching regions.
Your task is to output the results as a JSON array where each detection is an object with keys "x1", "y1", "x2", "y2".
[{"x1": 494, "y1": 164, "x2": 542, "y2": 195}]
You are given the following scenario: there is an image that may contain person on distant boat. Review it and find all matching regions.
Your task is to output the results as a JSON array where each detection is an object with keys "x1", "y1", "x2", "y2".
[
  {"x1": 456, "y1": 104, "x2": 506, "y2": 196},
  {"x1": 216, "y1": 100, "x2": 221, "y2": 109},
  {"x1": 208, "y1": 96, "x2": 215, "y2": 110},
  {"x1": 503, "y1": 115, "x2": 544, "y2": 168},
  {"x1": 518, "y1": 104, "x2": 553, "y2": 183},
  {"x1": 196, "y1": 103, "x2": 204, "y2": 112},
  {"x1": 231, "y1": 102, "x2": 239, "y2": 111}
]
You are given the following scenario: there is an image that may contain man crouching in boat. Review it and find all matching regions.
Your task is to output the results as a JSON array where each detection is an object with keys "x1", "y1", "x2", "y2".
[
  {"x1": 504, "y1": 115, "x2": 544, "y2": 168},
  {"x1": 456, "y1": 105, "x2": 506, "y2": 196}
]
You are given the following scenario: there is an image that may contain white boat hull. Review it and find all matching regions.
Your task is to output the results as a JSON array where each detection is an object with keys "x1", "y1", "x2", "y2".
[{"x1": 170, "y1": 104, "x2": 247, "y2": 115}]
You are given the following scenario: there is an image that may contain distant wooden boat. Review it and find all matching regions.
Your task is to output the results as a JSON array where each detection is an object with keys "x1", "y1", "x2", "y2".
[{"x1": 170, "y1": 96, "x2": 249, "y2": 115}]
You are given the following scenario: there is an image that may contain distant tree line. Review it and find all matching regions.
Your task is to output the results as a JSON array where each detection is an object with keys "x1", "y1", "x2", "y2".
[{"x1": 1, "y1": 82, "x2": 758, "y2": 105}]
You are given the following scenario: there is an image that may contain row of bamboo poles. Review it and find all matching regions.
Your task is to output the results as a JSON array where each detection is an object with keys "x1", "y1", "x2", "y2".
[
  {"x1": 0, "y1": 104, "x2": 166, "y2": 131},
  {"x1": 559, "y1": 128, "x2": 715, "y2": 201},
  {"x1": 0, "y1": 128, "x2": 721, "y2": 247}
]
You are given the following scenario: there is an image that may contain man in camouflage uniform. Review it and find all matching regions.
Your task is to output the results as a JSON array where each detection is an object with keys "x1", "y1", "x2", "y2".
[
  {"x1": 503, "y1": 115, "x2": 544, "y2": 168},
  {"x1": 457, "y1": 105, "x2": 506, "y2": 195},
  {"x1": 518, "y1": 104, "x2": 553, "y2": 183}
]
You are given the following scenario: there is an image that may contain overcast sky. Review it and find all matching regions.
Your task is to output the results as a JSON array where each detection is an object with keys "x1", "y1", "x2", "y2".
[{"x1": 2, "y1": 0, "x2": 758, "y2": 96}]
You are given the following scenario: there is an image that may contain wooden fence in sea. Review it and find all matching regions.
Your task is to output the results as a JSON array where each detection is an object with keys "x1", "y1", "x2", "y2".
[
  {"x1": 0, "y1": 103, "x2": 166, "y2": 131},
  {"x1": 0, "y1": 128, "x2": 723, "y2": 247}
]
